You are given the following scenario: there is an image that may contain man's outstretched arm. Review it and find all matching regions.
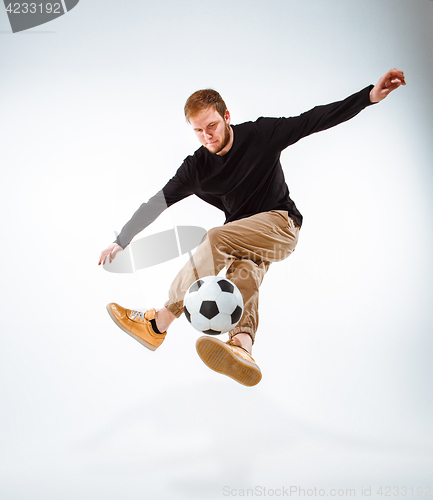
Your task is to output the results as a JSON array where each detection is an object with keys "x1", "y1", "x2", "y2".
[
  {"x1": 259, "y1": 68, "x2": 406, "y2": 151},
  {"x1": 369, "y1": 68, "x2": 406, "y2": 103},
  {"x1": 98, "y1": 167, "x2": 194, "y2": 265},
  {"x1": 98, "y1": 189, "x2": 170, "y2": 266}
]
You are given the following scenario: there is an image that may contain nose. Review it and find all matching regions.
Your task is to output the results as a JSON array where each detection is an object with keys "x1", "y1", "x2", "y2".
[{"x1": 203, "y1": 130, "x2": 213, "y2": 140}]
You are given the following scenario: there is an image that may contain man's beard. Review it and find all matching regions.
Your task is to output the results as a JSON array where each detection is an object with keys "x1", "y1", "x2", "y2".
[{"x1": 212, "y1": 124, "x2": 231, "y2": 154}]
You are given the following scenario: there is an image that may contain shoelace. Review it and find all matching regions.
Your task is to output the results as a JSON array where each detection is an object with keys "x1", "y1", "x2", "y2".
[{"x1": 130, "y1": 310, "x2": 146, "y2": 321}]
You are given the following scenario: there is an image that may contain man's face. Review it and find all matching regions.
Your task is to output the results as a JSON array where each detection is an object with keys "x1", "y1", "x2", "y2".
[{"x1": 189, "y1": 108, "x2": 232, "y2": 155}]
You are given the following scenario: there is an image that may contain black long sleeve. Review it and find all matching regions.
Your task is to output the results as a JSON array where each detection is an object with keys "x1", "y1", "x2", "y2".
[{"x1": 114, "y1": 85, "x2": 375, "y2": 249}]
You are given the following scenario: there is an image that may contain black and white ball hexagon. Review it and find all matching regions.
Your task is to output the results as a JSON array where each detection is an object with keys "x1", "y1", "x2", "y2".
[{"x1": 183, "y1": 276, "x2": 244, "y2": 335}]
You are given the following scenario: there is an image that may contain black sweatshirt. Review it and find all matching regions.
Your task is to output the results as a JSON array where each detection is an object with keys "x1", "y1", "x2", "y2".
[{"x1": 115, "y1": 85, "x2": 375, "y2": 249}]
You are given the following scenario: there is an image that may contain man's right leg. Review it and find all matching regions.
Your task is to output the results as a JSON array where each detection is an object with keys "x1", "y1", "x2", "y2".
[
  {"x1": 155, "y1": 307, "x2": 176, "y2": 332},
  {"x1": 106, "y1": 304, "x2": 168, "y2": 351},
  {"x1": 106, "y1": 229, "x2": 224, "y2": 351}
]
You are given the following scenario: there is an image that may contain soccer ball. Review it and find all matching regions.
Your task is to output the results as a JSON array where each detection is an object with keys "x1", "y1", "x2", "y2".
[{"x1": 183, "y1": 276, "x2": 244, "y2": 335}]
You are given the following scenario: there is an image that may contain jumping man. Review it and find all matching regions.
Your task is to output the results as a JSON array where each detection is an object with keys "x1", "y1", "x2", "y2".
[{"x1": 98, "y1": 69, "x2": 406, "y2": 387}]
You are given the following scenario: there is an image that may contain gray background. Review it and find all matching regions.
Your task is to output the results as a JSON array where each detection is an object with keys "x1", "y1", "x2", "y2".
[{"x1": 0, "y1": 0, "x2": 432, "y2": 498}]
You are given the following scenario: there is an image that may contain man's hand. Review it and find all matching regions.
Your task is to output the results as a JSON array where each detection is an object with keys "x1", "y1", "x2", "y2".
[
  {"x1": 370, "y1": 68, "x2": 406, "y2": 103},
  {"x1": 98, "y1": 242, "x2": 123, "y2": 265}
]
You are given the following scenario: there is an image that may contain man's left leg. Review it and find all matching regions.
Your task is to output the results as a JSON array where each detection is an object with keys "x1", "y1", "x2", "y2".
[
  {"x1": 195, "y1": 256, "x2": 270, "y2": 387},
  {"x1": 195, "y1": 211, "x2": 300, "y2": 386}
]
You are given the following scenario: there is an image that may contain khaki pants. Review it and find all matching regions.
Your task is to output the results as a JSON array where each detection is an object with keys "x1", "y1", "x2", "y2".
[{"x1": 164, "y1": 210, "x2": 300, "y2": 343}]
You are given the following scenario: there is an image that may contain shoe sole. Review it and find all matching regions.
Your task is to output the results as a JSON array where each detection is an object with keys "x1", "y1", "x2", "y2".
[
  {"x1": 196, "y1": 336, "x2": 262, "y2": 387},
  {"x1": 106, "y1": 304, "x2": 157, "y2": 351}
]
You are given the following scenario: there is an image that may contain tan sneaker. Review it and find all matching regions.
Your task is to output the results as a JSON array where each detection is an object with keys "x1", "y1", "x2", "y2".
[
  {"x1": 106, "y1": 303, "x2": 166, "y2": 351},
  {"x1": 196, "y1": 336, "x2": 262, "y2": 387}
]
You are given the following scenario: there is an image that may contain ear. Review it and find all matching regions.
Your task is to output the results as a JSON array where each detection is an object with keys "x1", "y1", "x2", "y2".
[{"x1": 224, "y1": 110, "x2": 231, "y2": 125}]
